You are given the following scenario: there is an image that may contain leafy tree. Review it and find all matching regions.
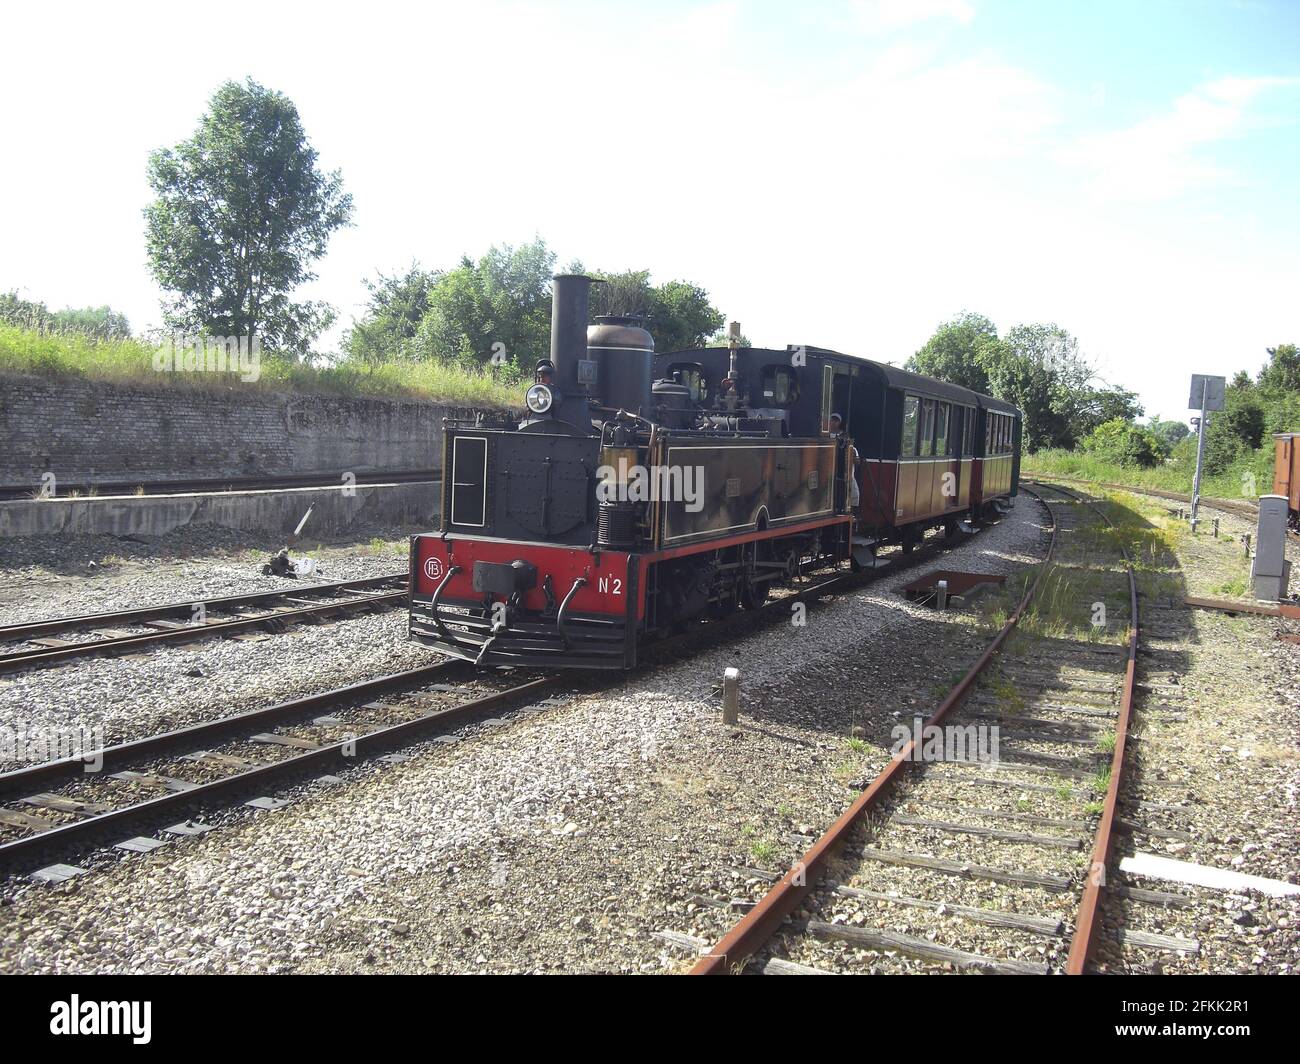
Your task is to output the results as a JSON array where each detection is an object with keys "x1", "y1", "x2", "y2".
[
  {"x1": 650, "y1": 280, "x2": 725, "y2": 353},
  {"x1": 345, "y1": 263, "x2": 440, "y2": 363},
  {"x1": 0, "y1": 292, "x2": 56, "y2": 332},
  {"x1": 1204, "y1": 375, "x2": 1266, "y2": 474},
  {"x1": 1259, "y1": 343, "x2": 1300, "y2": 393},
  {"x1": 905, "y1": 312, "x2": 999, "y2": 393},
  {"x1": 144, "y1": 78, "x2": 353, "y2": 356},
  {"x1": 1148, "y1": 417, "x2": 1190, "y2": 451},
  {"x1": 414, "y1": 240, "x2": 555, "y2": 368},
  {"x1": 1075, "y1": 385, "x2": 1143, "y2": 437},
  {"x1": 0, "y1": 292, "x2": 131, "y2": 339},
  {"x1": 1082, "y1": 418, "x2": 1163, "y2": 468},
  {"x1": 588, "y1": 270, "x2": 725, "y2": 353},
  {"x1": 51, "y1": 306, "x2": 131, "y2": 340}
]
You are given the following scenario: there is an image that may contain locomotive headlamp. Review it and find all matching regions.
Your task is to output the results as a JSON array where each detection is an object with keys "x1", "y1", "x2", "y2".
[{"x1": 525, "y1": 383, "x2": 554, "y2": 415}]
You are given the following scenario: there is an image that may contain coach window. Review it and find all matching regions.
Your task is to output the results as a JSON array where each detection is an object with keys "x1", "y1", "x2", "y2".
[
  {"x1": 963, "y1": 407, "x2": 974, "y2": 456},
  {"x1": 934, "y1": 402, "x2": 950, "y2": 457},
  {"x1": 760, "y1": 365, "x2": 799, "y2": 407},
  {"x1": 901, "y1": 395, "x2": 919, "y2": 455},
  {"x1": 919, "y1": 399, "x2": 936, "y2": 457}
]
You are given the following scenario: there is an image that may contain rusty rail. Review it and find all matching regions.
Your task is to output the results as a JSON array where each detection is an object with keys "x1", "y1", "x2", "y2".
[
  {"x1": 1184, "y1": 595, "x2": 1300, "y2": 620},
  {"x1": 1058, "y1": 484, "x2": 1139, "y2": 974},
  {"x1": 688, "y1": 486, "x2": 1061, "y2": 975}
]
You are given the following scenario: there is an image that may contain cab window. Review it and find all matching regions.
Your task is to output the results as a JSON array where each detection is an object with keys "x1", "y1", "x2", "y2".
[
  {"x1": 760, "y1": 366, "x2": 800, "y2": 408},
  {"x1": 668, "y1": 363, "x2": 710, "y2": 404}
]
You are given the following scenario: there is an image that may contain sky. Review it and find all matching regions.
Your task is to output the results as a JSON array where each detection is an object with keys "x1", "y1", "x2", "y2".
[{"x1": 2, "y1": 0, "x2": 1298, "y2": 423}]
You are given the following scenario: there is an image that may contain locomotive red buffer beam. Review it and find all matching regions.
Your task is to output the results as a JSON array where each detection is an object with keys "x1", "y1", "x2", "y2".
[{"x1": 409, "y1": 536, "x2": 640, "y2": 669}]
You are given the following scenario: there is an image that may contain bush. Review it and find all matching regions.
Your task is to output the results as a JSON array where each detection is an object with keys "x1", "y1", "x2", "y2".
[{"x1": 1080, "y1": 418, "x2": 1163, "y2": 468}]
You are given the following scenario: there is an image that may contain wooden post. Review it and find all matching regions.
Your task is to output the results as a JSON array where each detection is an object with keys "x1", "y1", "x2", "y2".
[
  {"x1": 722, "y1": 667, "x2": 740, "y2": 724},
  {"x1": 1213, "y1": 517, "x2": 1219, "y2": 538},
  {"x1": 1245, "y1": 532, "x2": 1252, "y2": 557},
  {"x1": 936, "y1": 579, "x2": 949, "y2": 611}
]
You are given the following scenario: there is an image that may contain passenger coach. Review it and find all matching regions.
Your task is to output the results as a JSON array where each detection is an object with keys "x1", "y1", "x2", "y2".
[{"x1": 652, "y1": 347, "x2": 1022, "y2": 559}]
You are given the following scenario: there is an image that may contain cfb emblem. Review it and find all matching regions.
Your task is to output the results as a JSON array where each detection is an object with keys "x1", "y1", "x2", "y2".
[{"x1": 424, "y1": 557, "x2": 444, "y2": 581}]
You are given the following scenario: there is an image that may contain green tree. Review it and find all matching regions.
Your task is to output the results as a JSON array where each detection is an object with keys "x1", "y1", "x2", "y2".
[
  {"x1": 1076, "y1": 385, "x2": 1143, "y2": 437},
  {"x1": 0, "y1": 292, "x2": 56, "y2": 332},
  {"x1": 905, "y1": 312, "x2": 1000, "y2": 393},
  {"x1": 0, "y1": 292, "x2": 131, "y2": 339},
  {"x1": 345, "y1": 263, "x2": 440, "y2": 363},
  {"x1": 1204, "y1": 375, "x2": 1266, "y2": 474},
  {"x1": 144, "y1": 78, "x2": 353, "y2": 356},
  {"x1": 1259, "y1": 343, "x2": 1300, "y2": 393},
  {"x1": 414, "y1": 240, "x2": 555, "y2": 368},
  {"x1": 1148, "y1": 417, "x2": 1190, "y2": 452},
  {"x1": 1082, "y1": 418, "x2": 1163, "y2": 468},
  {"x1": 51, "y1": 305, "x2": 132, "y2": 340},
  {"x1": 588, "y1": 269, "x2": 725, "y2": 353}
]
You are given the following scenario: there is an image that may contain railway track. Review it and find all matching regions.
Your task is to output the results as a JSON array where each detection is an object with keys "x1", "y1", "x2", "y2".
[
  {"x1": 1023, "y1": 472, "x2": 1265, "y2": 523},
  {"x1": 0, "y1": 573, "x2": 410, "y2": 674},
  {"x1": 685, "y1": 482, "x2": 1172, "y2": 975},
  {"x1": 0, "y1": 661, "x2": 567, "y2": 877},
  {"x1": 0, "y1": 509, "x2": 1010, "y2": 881}
]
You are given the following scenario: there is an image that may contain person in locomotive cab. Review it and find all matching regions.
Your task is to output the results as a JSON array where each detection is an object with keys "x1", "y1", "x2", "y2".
[
  {"x1": 829, "y1": 413, "x2": 860, "y2": 510},
  {"x1": 535, "y1": 359, "x2": 556, "y2": 385}
]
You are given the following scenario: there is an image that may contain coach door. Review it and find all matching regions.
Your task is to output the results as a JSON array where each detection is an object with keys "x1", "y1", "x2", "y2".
[{"x1": 941, "y1": 405, "x2": 968, "y2": 510}]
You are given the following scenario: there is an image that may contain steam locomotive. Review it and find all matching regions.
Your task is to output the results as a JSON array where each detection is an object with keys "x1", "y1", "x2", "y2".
[{"x1": 408, "y1": 275, "x2": 1022, "y2": 670}]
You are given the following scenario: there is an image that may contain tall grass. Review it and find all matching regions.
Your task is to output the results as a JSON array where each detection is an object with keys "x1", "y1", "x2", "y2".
[
  {"x1": 1024, "y1": 445, "x2": 1274, "y2": 504},
  {"x1": 0, "y1": 322, "x2": 524, "y2": 410}
]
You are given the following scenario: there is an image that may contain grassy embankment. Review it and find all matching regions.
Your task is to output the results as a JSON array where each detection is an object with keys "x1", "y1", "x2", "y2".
[
  {"x1": 1024, "y1": 445, "x2": 1275, "y2": 504},
  {"x1": 0, "y1": 323, "x2": 523, "y2": 409}
]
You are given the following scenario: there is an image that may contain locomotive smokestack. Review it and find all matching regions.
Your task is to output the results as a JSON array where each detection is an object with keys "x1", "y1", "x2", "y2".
[{"x1": 548, "y1": 274, "x2": 597, "y2": 431}]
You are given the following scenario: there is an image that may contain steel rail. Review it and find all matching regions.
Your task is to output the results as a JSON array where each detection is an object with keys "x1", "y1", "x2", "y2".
[
  {"x1": 0, "y1": 585, "x2": 408, "y2": 674},
  {"x1": 0, "y1": 670, "x2": 560, "y2": 873},
  {"x1": 1184, "y1": 595, "x2": 1300, "y2": 620},
  {"x1": 688, "y1": 486, "x2": 1062, "y2": 974},
  {"x1": 0, "y1": 661, "x2": 466, "y2": 802},
  {"x1": 0, "y1": 572, "x2": 408, "y2": 641},
  {"x1": 1055, "y1": 483, "x2": 1140, "y2": 975},
  {"x1": 1020, "y1": 472, "x2": 1259, "y2": 521}
]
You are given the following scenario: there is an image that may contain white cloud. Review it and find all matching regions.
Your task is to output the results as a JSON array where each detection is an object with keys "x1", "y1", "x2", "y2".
[{"x1": 1060, "y1": 75, "x2": 1300, "y2": 201}]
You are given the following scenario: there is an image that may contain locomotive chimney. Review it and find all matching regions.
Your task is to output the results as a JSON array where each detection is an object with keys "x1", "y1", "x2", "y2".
[{"x1": 548, "y1": 274, "x2": 597, "y2": 431}]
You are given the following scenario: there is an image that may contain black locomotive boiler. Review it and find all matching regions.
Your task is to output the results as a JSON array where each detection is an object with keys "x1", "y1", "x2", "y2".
[{"x1": 409, "y1": 274, "x2": 1021, "y2": 670}]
